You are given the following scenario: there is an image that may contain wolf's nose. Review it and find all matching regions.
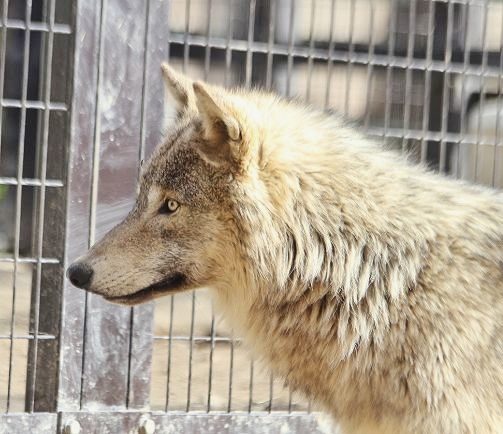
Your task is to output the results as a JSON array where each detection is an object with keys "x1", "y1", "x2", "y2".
[{"x1": 66, "y1": 262, "x2": 94, "y2": 289}]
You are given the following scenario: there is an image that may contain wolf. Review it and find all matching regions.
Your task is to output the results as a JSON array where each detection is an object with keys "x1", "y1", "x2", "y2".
[{"x1": 67, "y1": 64, "x2": 503, "y2": 434}]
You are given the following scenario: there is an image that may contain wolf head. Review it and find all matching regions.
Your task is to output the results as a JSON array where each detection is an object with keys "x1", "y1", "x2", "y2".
[{"x1": 67, "y1": 64, "x2": 267, "y2": 305}]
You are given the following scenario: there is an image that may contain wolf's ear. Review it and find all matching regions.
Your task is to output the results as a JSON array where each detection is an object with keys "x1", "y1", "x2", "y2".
[
  {"x1": 161, "y1": 63, "x2": 197, "y2": 118},
  {"x1": 194, "y1": 83, "x2": 241, "y2": 146}
]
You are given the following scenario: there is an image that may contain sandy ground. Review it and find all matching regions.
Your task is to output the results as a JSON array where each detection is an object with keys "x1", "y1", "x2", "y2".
[{"x1": 0, "y1": 264, "x2": 313, "y2": 414}]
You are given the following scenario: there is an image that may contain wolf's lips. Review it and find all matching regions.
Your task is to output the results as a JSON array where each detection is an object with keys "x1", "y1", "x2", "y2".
[{"x1": 105, "y1": 272, "x2": 188, "y2": 305}]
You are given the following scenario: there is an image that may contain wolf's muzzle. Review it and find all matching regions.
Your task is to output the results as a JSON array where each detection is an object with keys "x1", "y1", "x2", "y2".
[{"x1": 66, "y1": 262, "x2": 94, "y2": 289}]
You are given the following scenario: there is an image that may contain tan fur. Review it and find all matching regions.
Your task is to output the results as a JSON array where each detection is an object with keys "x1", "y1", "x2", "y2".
[{"x1": 68, "y1": 64, "x2": 503, "y2": 434}]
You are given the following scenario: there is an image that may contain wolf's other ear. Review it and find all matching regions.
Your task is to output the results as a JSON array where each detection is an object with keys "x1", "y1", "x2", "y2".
[{"x1": 161, "y1": 63, "x2": 197, "y2": 118}]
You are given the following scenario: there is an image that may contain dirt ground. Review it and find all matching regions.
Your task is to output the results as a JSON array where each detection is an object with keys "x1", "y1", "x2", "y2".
[{"x1": 0, "y1": 264, "x2": 313, "y2": 414}]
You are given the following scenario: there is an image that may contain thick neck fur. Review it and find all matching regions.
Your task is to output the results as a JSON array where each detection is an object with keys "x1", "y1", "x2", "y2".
[{"x1": 210, "y1": 97, "x2": 503, "y2": 432}]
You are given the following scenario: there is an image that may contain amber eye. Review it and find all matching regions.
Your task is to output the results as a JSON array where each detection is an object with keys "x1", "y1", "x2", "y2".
[{"x1": 159, "y1": 199, "x2": 179, "y2": 214}]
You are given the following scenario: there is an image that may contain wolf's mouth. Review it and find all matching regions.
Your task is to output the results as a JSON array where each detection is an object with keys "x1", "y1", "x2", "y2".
[{"x1": 105, "y1": 272, "x2": 188, "y2": 305}]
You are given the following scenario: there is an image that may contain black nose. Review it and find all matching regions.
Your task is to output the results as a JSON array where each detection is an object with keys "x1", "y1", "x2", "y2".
[{"x1": 66, "y1": 262, "x2": 94, "y2": 289}]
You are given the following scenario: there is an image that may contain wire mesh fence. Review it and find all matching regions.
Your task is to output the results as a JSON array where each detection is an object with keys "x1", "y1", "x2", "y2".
[{"x1": 0, "y1": 0, "x2": 502, "y2": 432}]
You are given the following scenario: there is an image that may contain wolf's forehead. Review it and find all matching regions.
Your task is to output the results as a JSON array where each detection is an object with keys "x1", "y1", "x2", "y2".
[{"x1": 140, "y1": 146, "x2": 222, "y2": 204}]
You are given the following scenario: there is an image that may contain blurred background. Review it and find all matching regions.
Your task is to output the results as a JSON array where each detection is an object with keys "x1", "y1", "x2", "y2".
[{"x1": 0, "y1": 0, "x2": 502, "y2": 432}]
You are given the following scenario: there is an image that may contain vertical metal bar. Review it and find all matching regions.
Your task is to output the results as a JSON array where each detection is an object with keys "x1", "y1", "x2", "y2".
[
  {"x1": 491, "y1": 3, "x2": 503, "y2": 187},
  {"x1": 247, "y1": 359, "x2": 254, "y2": 412},
  {"x1": 7, "y1": 0, "x2": 33, "y2": 412},
  {"x1": 75, "y1": 0, "x2": 152, "y2": 411},
  {"x1": 225, "y1": 0, "x2": 233, "y2": 86},
  {"x1": 58, "y1": 0, "x2": 101, "y2": 411},
  {"x1": 204, "y1": 0, "x2": 215, "y2": 414},
  {"x1": 421, "y1": 0, "x2": 435, "y2": 163},
  {"x1": 285, "y1": 0, "x2": 295, "y2": 97},
  {"x1": 127, "y1": 0, "x2": 154, "y2": 410},
  {"x1": 363, "y1": 0, "x2": 376, "y2": 130},
  {"x1": 324, "y1": 0, "x2": 337, "y2": 109},
  {"x1": 79, "y1": 0, "x2": 107, "y2": 411},
  {"x1": 227, "y1": 334, "x2": 234, "y2": 412},
  {"x1": 164, "y1": 296, "x2": 175, "y2": 411},
  {"x1": 206, "y1": 304, "x2": 215, "y2": 411},
  {"x1": 305, "y1": 0, "x2": 316, "y2": 102},
  {"x1": 0, "y1": 0, "x2": 9, "y2": 161},
  {"x1": 383, "y1": 0, "x2": 398, "y2": 140},
  {"x1": 26, "y1": 0, "x2": 56, "y2": 412},
  {"x1": 186, "y1": 291, "x2": 196, "y2": 412},
  {"x1": 474, "y1": 1, "x2": 489, "y2": 183},
  {"x1": 439, "y1": 0, "x2": 454, "y2": 172},
  {"x1": 268, "y1": 372, "x2": 274, "y2": 413},
  {"x1": 402, "y1": 0, "x2": 417, "y2": 152},
  {"x1": 245, "y1": 0, "x2": 256, "y2": 87},
  {"x1": 265, "y1": 0, "x2": 276, "y2": 90},
  {"x1": 344, "y1": 0, "x2": 356, "y2": 115},
  {"x1": 183, "y1": 0, "x2": 191, "y2": 72},
  {"x1": 204, "y1": 0, "x2": 213, "y2": 78}
]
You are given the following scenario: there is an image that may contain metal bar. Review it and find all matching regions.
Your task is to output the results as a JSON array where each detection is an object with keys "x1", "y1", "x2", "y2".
[
  {"x1": 383, "y1": 0, "x2": 398, "y2": 141},
  {"x1": 0, "y1": 335, "x2": 55, "y2": 340},
  {"x1": 421, "y1": 0, "x2": 436, "y2": 163},
  {"x1": 166, "y1": 34, "x2": 503, "y2": 78},
  {"x1": 203, "y1": 0, "x2": 213, "y2": 79},
  {"x1": 0, "y1": 413, "x2": 57, "y2": 433},
  {"x1": 264, "y1": 0, "x2": 276, "y2": 90},
  {"x1": 0, "y1": 257, "x2": 59, "y2": 264},
  {"x1": 79, "y1": 0, "x2": 107, "y2": 411},
  {"x1": 0, "y1": 177, "x2": 64, "y2": 187},
  {"x1": 0, "y1": 0, "x2": 8, "y2": 164},
  {"x1": 402, "y1": 0, "x2": 418, "y2": 152},
  {"x1": 455, "y1": 2, "x2": 472, "y2": 177},
  {"x1": 248, "y1": 359, "x2": 254, "y2": 412},
  {"x1": 164, "y1": 296, "x2": 175, "y2": 411},
  {"x1": 1, "y1": 99, "x2": 67, "y2": 110},
  {"x1": 343, "y1": 0, "x2": 356, "y2": 115},
  {"x1": 206, "y1": 304, "x2": 215, "y2": 411},
  {"x1": 364, "y1": 125, "x2": 499, "y2": 145},
  {"x1": 474, "y1": 1, "x2": 490, "y2": 184},
  {"x1": 126, "y1": 0, "x2": 154, "y2": 411},
  {"x1": 79, "y1": 0, "x2": 152, "y2": 410},
  {"x1": 438, "y1": 0, "x2": 455, "y2": 172},
  {"x1": 492, "y1": 2, "x2": 503, "y2": 187},
  {"x1": 153, "y1": 335, "x2": 237, "y2": 343},
  {"x1": 0, "y1": 19, "x2": 71, "y2": 34},
  {"x1": 285, "y1": 0, "x2": 295, "y2": 97},
  {"x1": 58, "y1": 411, "x2": 333, "y2": 434},
  {"x1": 363, "y1": 0, "x2": 376, "y2": 130},
  {"x1": 58, "y1": 0, "x2": 102, "y2": 411},
  {"x1": 7, "y1": 0, "x2": 33, "y2": 412},
  {"x1": 245, "y1": 0, "x2": 256, "y2": 87},
  {"x1": 26, "y1": 0, "x2": 56, "y2": 413},
  {"x1": 224, "y1": 0, "x2": 233, "y2": 86},
  {"x1": 305, "y1": 0, "x2": 316, "y2": 101},
  {"x1": 324, "y1": 0, "x2": 337, "y2": 109}
]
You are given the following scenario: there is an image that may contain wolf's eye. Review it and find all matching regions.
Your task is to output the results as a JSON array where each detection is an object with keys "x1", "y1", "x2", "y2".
[{"x1": 159, "y1": 199, "x2": 179, "y2": 214}]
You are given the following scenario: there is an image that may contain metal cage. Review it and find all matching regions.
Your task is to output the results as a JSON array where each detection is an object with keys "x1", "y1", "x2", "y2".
[{"x1": 0, "y1": 0, "x2": 502, "y2": 432}]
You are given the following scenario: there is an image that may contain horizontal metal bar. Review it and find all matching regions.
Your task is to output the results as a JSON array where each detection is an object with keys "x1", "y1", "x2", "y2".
[
  {"x1": 168, "y1": 35, "x2": 503, "y2": 79},
  {"x1": 153, "y1": 335, "x2": 240, "y2": 343},
  {"x1": 59, "y1": 411, "x2": 335, "y2": 434},
  {"x1": 0, "y1": 19, "x2": 71, "y2": 34},
  {"x1": 366, "y1": 126, "x2": 503, "y2": 146},
  {"x1": 432, "y1": 0, "x2": 489, "y2": 5},
  {"x1": 0, "y1": 177, "x2": 64, "y2": 187},
  {"x1": 0, "y1": 334, "x2": 56, "y2": 340},
  {"x1": 2, "y1": 98, "x2": 67, "y2": 111},
  {"x1": 0, "y1": 256, "x2": 60, "y2": 264},
  {"x1": 0, "y1": 413, "x2": 57, "y2": 434}
]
